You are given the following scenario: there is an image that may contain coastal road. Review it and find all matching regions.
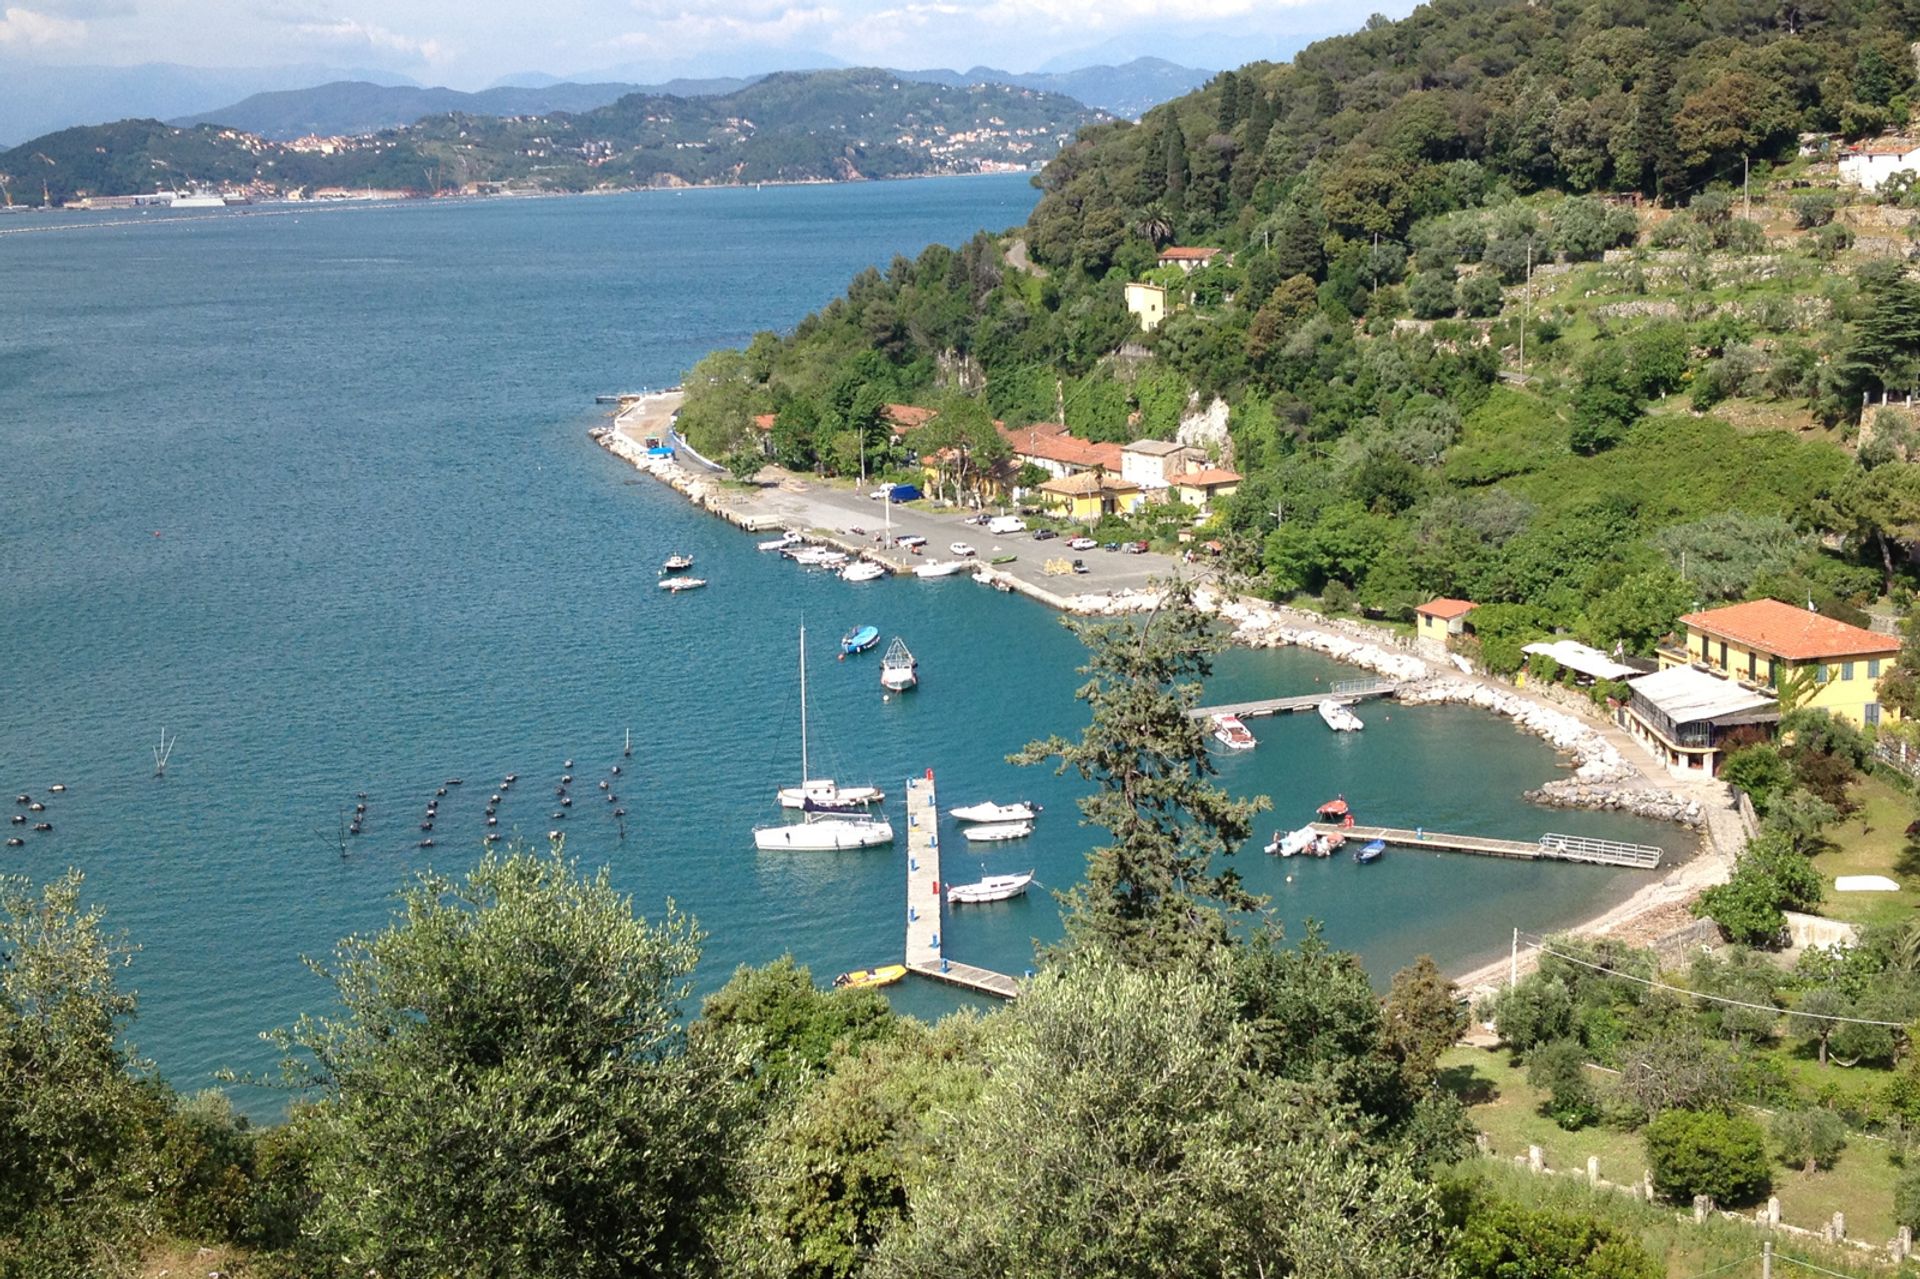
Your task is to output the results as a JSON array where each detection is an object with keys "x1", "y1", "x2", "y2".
[{"x1": 724, "y1": 472, "x2": 1197, "y2": 600}]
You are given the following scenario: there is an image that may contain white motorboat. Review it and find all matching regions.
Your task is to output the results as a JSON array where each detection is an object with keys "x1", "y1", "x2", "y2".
[
  {"x1": 777, "y1": 780, "x2": 885, "y2": 810},
  {"x1": 949, "y1": 542, "x2": 977, "y2": 557},
  {"x1": 1267, "y1": 825, "x2": 1322, "y2": 858},
  {"x1": 661, "y1": 553, "x2": 694, "y2": 573},
  {"x1": 880, "y1": 637, "x2": 918, "y2": 691},
  {"x1": 758, "y1": 531, "x2": 802, "y2": 551},
  {"x1": 1211, "y1": 713, "x2": 1256, "y2": 751},
  {"x1": 842, "y1": 560, "x2": 887, "y2": 582},
  {"x1": 788, "y1": 546, "x2": 847, "y2": 567},
  {"x1": 914, "y1": 559, "x2": 969, "y2": 578},
  {"x1": 947, "y1": 871, "x2": 1034, "y2": 904},
  {"x1": 951, "y1": 801, "x2": 1040, "y2": 823},
  {"x1": 1318, "y1": 699, "x2": 1364, "y2": 732},
  {"x1": 962, "y1": 821, "x2": 1032, "y2": 842},
  {"x1": 659, "y1": 577, "x2": 707, "y2": 593},
  {"x1": 755, "y1": 626, "x2": 894, "y2": 849}
]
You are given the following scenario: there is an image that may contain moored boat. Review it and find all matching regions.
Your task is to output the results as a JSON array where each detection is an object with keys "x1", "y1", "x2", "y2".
[
  {"x1": 659, "y1": 577, "x2": 707, "y2": 592},
  {"x1": 841, "y1": 625, "x2": 880, "y2": 655},
  {"x1": 1355, "y1": 839, "x2": 1386, "y2": 864},
  {"x1": 880, "y1": 637, "x2": 918, "y2": 691},
  {"x1": 961, "y1": 820, "x2": 1032, "y2": 842},
  {"x1": 758, "y1": 531, "x2": 802, "y2": 551},
  {"x1": 1318, "y1": 699, "x2": 1364, "y2": 732},
  {"x1": 914, "y1": 559, "x2": 969, "y2": 578},
  {"x1": 1266, "y1": 825, "x2": 1337, "y2": 858},
  {"x1": 834, "y1": 964, "x2": 907, "y2": 990},
  {"x1": 777, "y1": 780, "x2": 885, "y2": 810},
  {"x1": 661, "y1": 553, "x2": 694, "y2": 573},
  {"x1": 1211, "y1": 713, "x2": 1256, "y2": 751},
  {"x1": 842, "y1": 560, "x2": 887, "y2": 582},
  {"x1": 951, "y1": 801, "x2": 1040, "y2": 823},
  {"x1": 1316, "y1": 796, "x2": 1354, "y2": 825},
  {"x1": 947, "y1": 871, "x2": 1034, "y2": 904},
  {"x1": 757, "y1": 625, "x2": 894, "y2": 849}
]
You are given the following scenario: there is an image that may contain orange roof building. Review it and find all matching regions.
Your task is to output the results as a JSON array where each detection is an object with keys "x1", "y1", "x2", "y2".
[
  {"x1": 1669, "y1": 598, "x2": 1900, "y2": 730},
  {"x1": 1415, "y1": 598, "x2": 1477, "y2": 647}
]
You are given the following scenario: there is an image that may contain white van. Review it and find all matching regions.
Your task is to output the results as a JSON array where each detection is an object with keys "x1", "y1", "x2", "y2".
[{"x1": 986, "y1": 515, "x2": 1027, "y2": 535}]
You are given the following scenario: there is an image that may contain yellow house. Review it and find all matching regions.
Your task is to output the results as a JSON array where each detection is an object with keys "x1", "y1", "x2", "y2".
[
  {"x1": 1124, "y1": 282, "x2": 1167, "y2": 332},
  {"x1": 1036, "y1": 472, "x2": 1142, "y2": 522},
  {"x1": 1415, "y1": 598, "x2": 1476, "y2": 648},
  {"x1": 1664, "y1": 599, "x2": 1901, "y2": 729},
  {"x1": 1171, "y1": 466, "x2": 1241, "y2": 512}
]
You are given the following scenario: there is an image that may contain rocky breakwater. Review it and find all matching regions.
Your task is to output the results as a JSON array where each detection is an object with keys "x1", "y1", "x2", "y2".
[
  {"x1": 1204, "y1": 595, "x2": 1430, "y2": 682},
  {"x1": 590, "y1": 426, "x2": 733, "y2": 518}
]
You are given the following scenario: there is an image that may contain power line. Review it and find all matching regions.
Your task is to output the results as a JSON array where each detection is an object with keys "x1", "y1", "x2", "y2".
[{"x1": 1514, "y1": 934, "x2": 1909, "y2": 1028}]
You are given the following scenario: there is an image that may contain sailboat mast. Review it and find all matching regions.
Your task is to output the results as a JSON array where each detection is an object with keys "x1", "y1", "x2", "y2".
[{"x1": 799, "y1": 625, "x2": 809, "y2": 781}]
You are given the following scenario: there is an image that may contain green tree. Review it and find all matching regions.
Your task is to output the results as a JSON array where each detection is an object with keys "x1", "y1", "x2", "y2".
[
  {"x1": 1644, "y1": 1108, "x2": 1770, "y2": 1206},
  {"x1": 1528, "y1": 1038, "x2": 1601, "y2": 1131},
  {"x1": 0, "y1": 871, "x2": 151, "y2": 1276},
  {"x1": 1014, "y1": 584, "x2": 1269, "y2": 969},
  {"x1": 697, "y1": 956, "x2": 896, "y2": 1101},
  {"x1": 1569, "y1": 344, "x2": 1642, "y2": 454},
  {"x1": 1445, "y1": 1190, "x2": 1661, "y2": 1279},
  {"x1": 1719, "y1": 744, "x2": 1792, "y2": 813},
  {"x1": 869, "y1": 960, "x2": 1451, "y2": 1278},
  {"x1": 1771, "y1": 1107, "x2": 1847, "y2": 1173},
  {"x1": 1581, "y1": 566, "x2": 1692, "y2": 656},
  {"x1": 279, "y1": 845, "x2": 741, "y2": 1278}
]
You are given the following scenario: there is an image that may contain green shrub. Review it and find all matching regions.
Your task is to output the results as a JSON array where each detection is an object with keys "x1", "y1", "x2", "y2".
[
  {"x1": 1644, "y1": 1108, "x2": 1770, "y2": 1206},
  {"x1": 1445, "y1": 1188, "x2": 1661, "y2": 1279},
  {"x1": 1489, "y1": 975, "x2": 1574, "y2": 1053},
  {"x1": 1897, "y1": 1165, "x2": 1920, "y2": 1230},
  {"x1": 1527, "y1": 1038, "x2": 1600, "y2": 1131}
]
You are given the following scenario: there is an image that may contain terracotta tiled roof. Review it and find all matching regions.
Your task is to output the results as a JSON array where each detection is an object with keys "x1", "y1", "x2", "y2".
[
  {"x1": 1417, "y1": 598, "x2": 1477, "y2": 620},
  {"x1": 1847, "y1": 141, "x2": 1920, "y2": 156},
  {"x1": 1679, "y1": 599, "x2": 1898, "y2": 661},
  {"x1": 1158, "y1": 246, "x2": 1221, "y2": 261},
  {"x1": 1177, "y1": 467, "x2": 1242, "y2": 487},
  {"x1": 1000, "y1": 423, "x2": 1123, "y2": 471}
]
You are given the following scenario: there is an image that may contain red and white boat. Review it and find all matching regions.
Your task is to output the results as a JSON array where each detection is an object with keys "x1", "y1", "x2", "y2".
[{"x1": 1211, "y1": 713, "x2": 1256, "y2": 751}]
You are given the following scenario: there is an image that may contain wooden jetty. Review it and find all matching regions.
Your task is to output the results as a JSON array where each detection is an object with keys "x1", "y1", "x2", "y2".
[
  {"x1": 1310, "y1": 823, "x2": 1662, "y2": 870},
  {"x1": 1193, "y1": 677, "x2": 1399, "y2": 721},
  {"x1": 903, "y1": 772, "x2": 1022, "y2": 999}
]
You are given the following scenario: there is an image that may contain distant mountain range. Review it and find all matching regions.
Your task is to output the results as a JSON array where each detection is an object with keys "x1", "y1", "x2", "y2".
[
  {"x1": 170, "y1": 78, "x2": 761, "y2": 140},
  {"x1": 0, "y1": 61, "x2": 417, "y2": 148},
  {"x1": 0, "y1": 69, "x2": 1108, "y2": 203},
  {"x1": 895, "y1": 58, "x2": 1212, "y2": 120}
]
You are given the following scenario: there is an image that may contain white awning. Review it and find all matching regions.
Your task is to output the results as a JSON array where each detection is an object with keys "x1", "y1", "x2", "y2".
[
  {"x1": 1521, "y1": 640, "x2": 1639, "y2": 681},
  {"x1": 1627, "y1": 665, "x2": 1777, "y2": 724}
]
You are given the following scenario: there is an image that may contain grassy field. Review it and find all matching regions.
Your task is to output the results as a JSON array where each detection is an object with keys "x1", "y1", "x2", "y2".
[
  {"x1": 1440, "y1": 1045, "x2": 1906, "y2": 1246},
  {"x1": 1810, "y1": 773, "x2": 1920, "y2": 931}
]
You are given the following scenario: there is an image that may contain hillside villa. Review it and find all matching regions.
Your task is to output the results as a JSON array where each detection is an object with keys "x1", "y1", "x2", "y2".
[
  {"x1": 1124, "y1": 281, "x2": 1167, "y2": 331},
  {"x1": 1658, "y1": 598, "x2": 1900, "y2": 729},
  {"x1": 1838, "y1": 139, "x2": 1920, "y2": 189},
  {"x1": 1156, "y1": 246, "x2": 1224, "y2": 272}
]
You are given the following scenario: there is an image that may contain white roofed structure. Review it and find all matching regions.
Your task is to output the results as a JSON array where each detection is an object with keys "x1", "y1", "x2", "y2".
[
  {"x1": 1616, "y1": 665, "x2": 1778, "y2": 779},
  {"x1": 1521, "y1": 640, "x2": 1639, "y2": 682}
]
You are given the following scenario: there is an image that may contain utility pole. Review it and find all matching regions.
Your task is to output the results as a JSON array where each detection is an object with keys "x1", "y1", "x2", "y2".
[{"x1": 1744, "y1": 153, "x2": 1751, "y2": 221}]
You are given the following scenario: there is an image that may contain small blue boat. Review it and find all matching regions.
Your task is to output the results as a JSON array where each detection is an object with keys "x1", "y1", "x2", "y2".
[
  {"x1": 1355, "y1": 839, "x2": 1386, "y2": 864},
  {"x1": 841, "y1": 625, "x2": 880, "y2": 656}
]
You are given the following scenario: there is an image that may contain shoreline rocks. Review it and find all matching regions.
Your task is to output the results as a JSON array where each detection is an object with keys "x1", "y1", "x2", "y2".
[{"x1": 1525, "y1": 781, "x2": 1705, "y2": 826}]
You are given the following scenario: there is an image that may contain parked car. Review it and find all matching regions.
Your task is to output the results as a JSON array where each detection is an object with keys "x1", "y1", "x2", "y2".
[
  {"x1": 1067, "y1": 536, "x2": 1097, "y2": 551},
  {"x1": 1072, "y1": 559, "x2": 1089, "y2": 574},
  {"x1": 964, "y1": 513, "x2": 990, "y2": 526},
  {"x1": 1101, "y1": 541, "x2": 1121, "y2": 552},
  {"x1": 896, "y1": 534, "x2": 927, "y2": 548},
  {"x1": 1033, "y1": 528, "x2": 1058, "y2": 541},
  {"x1": 1124, "y1": 540, "x2": 1149, "y2": 554},
  {"x1": 869, "y1": 488, "x2": 891, "y2": 500}
]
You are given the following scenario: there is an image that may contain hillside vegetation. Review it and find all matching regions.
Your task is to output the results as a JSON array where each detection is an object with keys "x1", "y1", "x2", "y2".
[
  {"x1": 0, "y1": 70, "x2": 1106, "y2": 202},
  {"x1": 680, "y1": 0, "x2": 1920, "y2": 677}
]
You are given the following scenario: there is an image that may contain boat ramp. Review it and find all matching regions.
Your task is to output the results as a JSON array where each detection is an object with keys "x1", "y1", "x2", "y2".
[
  {"x1": 1192, "y1": 677, "x2": 1400, "y2": 720},
  {"x1": 1309, "y1": 823, "x2": 1663, "y2": 869},
  {"x1": 903, "y1": 772, "x2": 1022, "y2": 999}
]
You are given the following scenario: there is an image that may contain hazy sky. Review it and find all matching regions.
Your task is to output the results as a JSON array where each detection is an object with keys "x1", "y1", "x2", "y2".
[{"x1": 0, "y1": 0, "x2": 1414, "y2": 86}]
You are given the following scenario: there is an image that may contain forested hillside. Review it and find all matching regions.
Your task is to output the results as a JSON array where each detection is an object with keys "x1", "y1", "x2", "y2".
[
  {"x1": 0, "y1": 70, "x2": 1104, "y2": 202},
  {"x1": 679, "y1": 0, "x2": 1920, "y2": 675}
]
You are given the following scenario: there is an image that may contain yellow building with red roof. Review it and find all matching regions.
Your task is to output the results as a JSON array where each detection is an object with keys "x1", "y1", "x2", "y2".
[{"x1": 1662, "y1": 598, "x2": 1901, "y2": 728}]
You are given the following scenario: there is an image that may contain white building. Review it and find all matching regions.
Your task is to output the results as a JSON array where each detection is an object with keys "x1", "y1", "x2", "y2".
[
  {"x1": 1120, "y1": 439, "x2": 1195, "y2": 491},
  {"x1": 1839, "y1": 140, "x2": 1920, "y2": 189}
]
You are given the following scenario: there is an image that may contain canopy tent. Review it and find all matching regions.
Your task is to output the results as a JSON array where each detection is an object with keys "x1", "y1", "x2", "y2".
[{"x1": 1521, "y1": 640, "x2": 1639, "y2": 682}]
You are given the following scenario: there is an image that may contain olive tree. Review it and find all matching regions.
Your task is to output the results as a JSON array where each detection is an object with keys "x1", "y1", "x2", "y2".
[{"x1": 278, "y1": 845, "x2": 744, "y2": 1278}]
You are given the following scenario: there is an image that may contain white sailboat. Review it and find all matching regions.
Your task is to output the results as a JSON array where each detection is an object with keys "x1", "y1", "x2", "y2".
[
  {"x1": 756, "y1": 626, "x2": 893, "y2": 850},
  {"x1": 880, "y1": 637, "x2": 918, "y2": 691}
]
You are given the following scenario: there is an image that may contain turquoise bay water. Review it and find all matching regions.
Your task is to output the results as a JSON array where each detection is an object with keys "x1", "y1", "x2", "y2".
[{"x1": 3, "y1": 181, "x2": 1679, "y2": 1110}]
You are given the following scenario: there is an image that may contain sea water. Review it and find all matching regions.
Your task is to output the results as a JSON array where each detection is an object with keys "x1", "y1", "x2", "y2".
[{"x1": 1, "y1": 179, "x2": 1677, "y2": 1110}]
